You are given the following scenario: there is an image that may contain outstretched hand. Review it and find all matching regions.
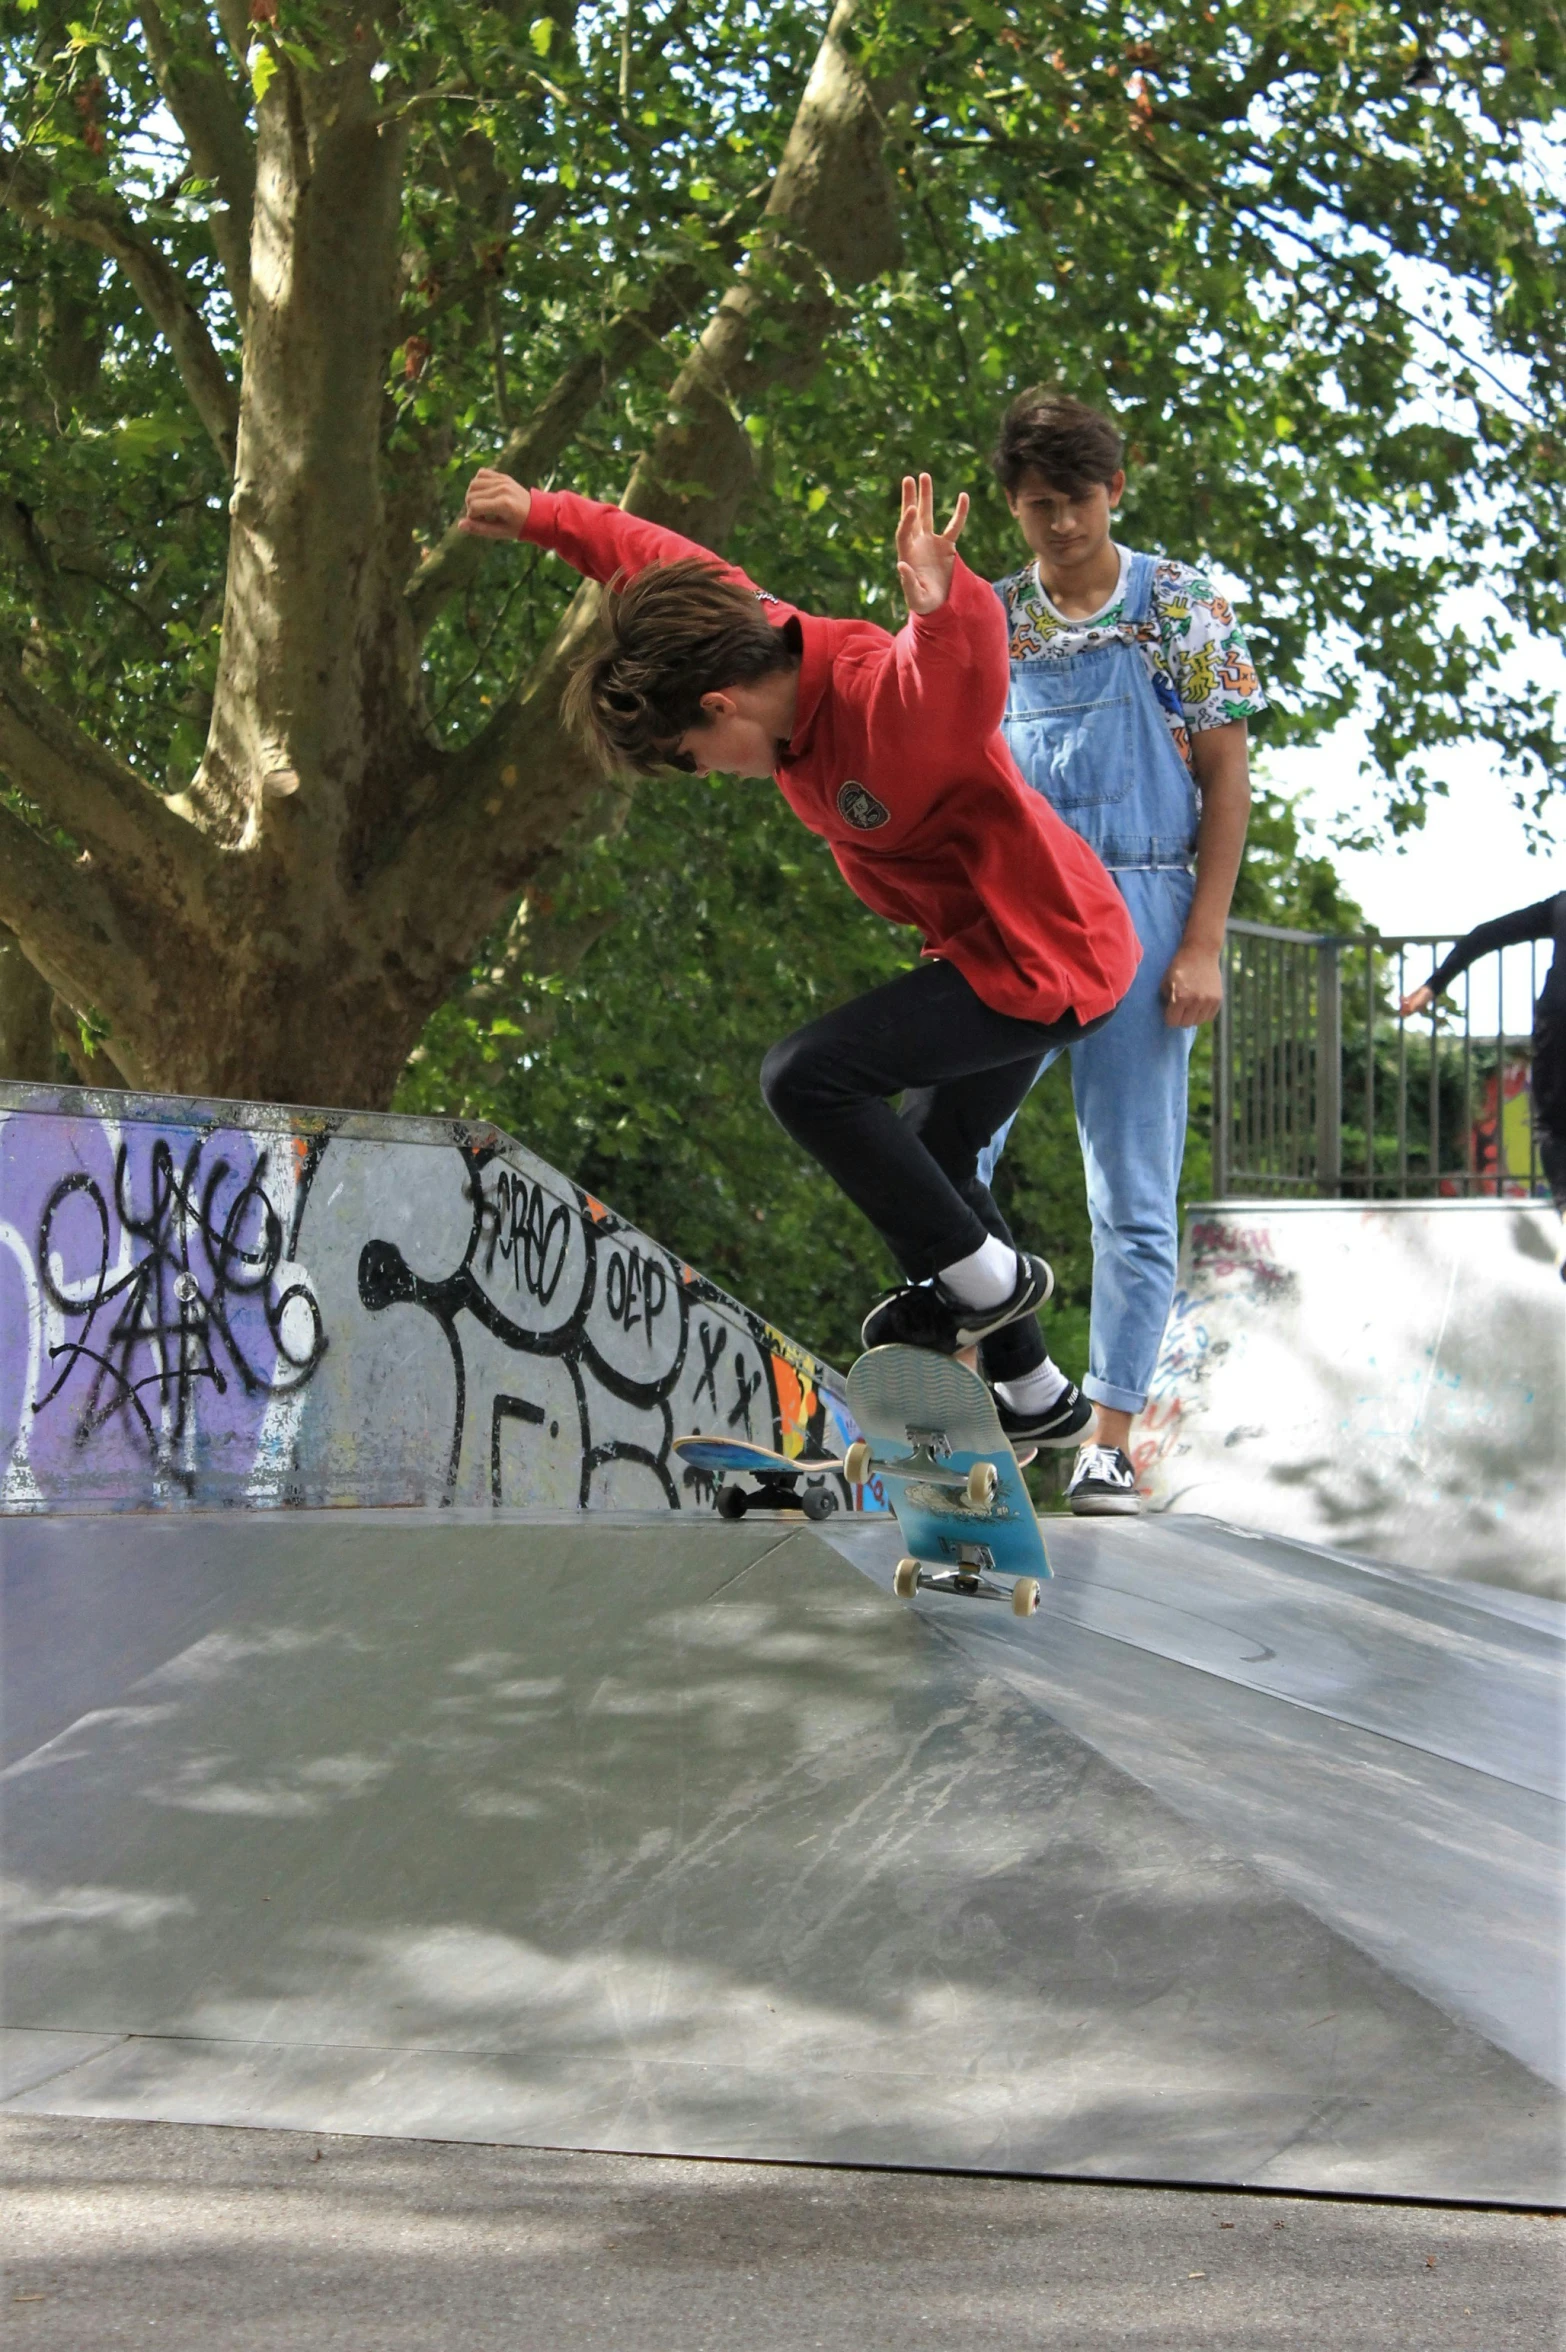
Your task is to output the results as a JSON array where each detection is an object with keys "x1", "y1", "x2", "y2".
[
  {"x1": 895, "y1": 473, "x2": 969, "y2": 616},
  {"x1": 459, "y1": 467, "x2": 532, "y2": 540},
  {"x1": 1399, "y1": 984, "x2": 1435, "y2": 1019}
]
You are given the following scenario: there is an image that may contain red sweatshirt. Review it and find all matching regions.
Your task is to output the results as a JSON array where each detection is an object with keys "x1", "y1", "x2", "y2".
[{"x1": 521, "y1": 491, "x2": 1140, "y2": 1026}]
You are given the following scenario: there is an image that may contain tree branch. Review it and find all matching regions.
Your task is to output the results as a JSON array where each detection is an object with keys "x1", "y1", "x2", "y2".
[
  {"x1": 0, "y1": 496, "x2": 70, "y2": 631},
  {"x1": 618, "y1": 0, "x2": 904, "y2": 538},
  {"x1": 0, "y1": 923, "x2": 56, "y2": 1082},
  {"x1": 405, "y1": 242, "x2": 744, "y2": 639},
  {"x1": 137, "y1": 0, "x2": 257, "y2": 317},
  {"x1": 211, "y1": 0, "x2": 252, "y2": 72},
  {"x1": 1143, "y1": 31, "x2": 1291, "y2": 131},
  {"x1": 48, "y1": 989, "x2": 128, "y2": 1088},
  {"x1": 0, "y1": 654, "x2": 211, "y2": 887},
  {"x1": 0, "y1": 801, "x2": 125, "y2": 1022},
  {"x1": 384, "y1": 0, "x2": 904, "y2": 970},
  {"x1": 0, "y1": 142, "x2": 239, "y2": 467}
]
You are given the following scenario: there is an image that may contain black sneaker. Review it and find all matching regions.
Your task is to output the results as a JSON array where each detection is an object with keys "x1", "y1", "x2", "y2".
[
  {"x1": 861, "y1": 1251, "x2": 1054, "y2": 1354},
  {"x1": 1064, "y1": 1443, "x2": 1141, "y2": 1517},
  {"x1": 858, "y1": 1280, "x2": 959, "y2": 1354},
  {"x1": 996, "y1": 1383, "x2": 1092, "y2": 1450}
]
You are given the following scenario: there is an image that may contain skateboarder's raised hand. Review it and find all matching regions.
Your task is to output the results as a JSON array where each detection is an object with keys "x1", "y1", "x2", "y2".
[
  {"x1": 895, "y1": 473, "x2": 970, "y2": 617},
  {"x1": 459, "y1": 468, "x2": 532, "y2": 540}
]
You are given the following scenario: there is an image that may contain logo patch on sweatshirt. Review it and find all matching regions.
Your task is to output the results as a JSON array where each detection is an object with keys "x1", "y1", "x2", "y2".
[{"x1": 837, "y1": 779, "x2": 890, "y2": 831}]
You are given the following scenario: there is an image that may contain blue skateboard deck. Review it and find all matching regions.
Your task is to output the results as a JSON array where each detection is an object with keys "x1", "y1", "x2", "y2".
[
  {"x1": 672, "y1": 1437, "x2": 841, "y2": 1477},
  {"x1": 672, "y1": 1434, "x2": 843, "y2": 1523},
  {"x1": 843, "y1": 1346, "x2": 1049, "y2": 1615}
]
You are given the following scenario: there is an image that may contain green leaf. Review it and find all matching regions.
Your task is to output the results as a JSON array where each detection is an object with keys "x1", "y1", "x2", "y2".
[
  {"x1": 248, "y1": 42, "x2": 276, "y2": 103},
  {"x1": 528, "y1": 17, "x2": 553, "y2": 56},
  {"x1": 108, "y1": 416, "x2": 188, "y2": 456}
]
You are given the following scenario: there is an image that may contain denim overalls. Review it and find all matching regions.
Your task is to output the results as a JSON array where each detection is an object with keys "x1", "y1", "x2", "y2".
[{"x1": 978, "y1": 550, "x2": 1200, "y2": 1415}]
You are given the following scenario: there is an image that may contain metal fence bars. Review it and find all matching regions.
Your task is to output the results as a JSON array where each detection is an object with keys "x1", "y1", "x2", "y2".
[{"x1": 1214, "y1": 921, "x2": 1549, "y2": 1200}]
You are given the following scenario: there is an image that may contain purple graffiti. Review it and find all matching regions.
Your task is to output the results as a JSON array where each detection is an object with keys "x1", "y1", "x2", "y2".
[{"x1": 2, "y1": 1117, "x2": 324, "y2": 1499}]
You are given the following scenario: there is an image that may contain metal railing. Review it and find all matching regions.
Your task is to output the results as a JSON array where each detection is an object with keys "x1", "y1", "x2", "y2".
[{"x1": 1214, "y1": 921, "x2": 1549, "y2": 1200}]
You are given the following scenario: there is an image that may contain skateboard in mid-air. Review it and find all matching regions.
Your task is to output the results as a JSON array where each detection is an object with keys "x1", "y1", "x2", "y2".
[
  {"x1": 843, "y1": 1344, "x2": 1050, "y2": 1617},
  {"x1": 672, "y1": 1435, "x2": 844, "y2": 1522}
]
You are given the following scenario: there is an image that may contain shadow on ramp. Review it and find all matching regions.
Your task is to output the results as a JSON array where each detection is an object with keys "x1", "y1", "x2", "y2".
[{"x1": 2, "y1": 1510, "x2": 1560, "y2": 2204}]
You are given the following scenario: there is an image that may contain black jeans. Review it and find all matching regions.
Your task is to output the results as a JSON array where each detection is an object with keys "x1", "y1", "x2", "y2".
[{"x1": 760, "y1": 958, "x2": 1100, "y2": 1378}]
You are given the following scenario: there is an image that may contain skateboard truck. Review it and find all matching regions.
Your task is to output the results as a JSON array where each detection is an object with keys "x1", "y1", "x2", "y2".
[
  {"x1": 673, "y1": 1435, "x2": 845, "y2": 1524},
  {"x1": 844, "y1": 1429, "x2": 998, "y2": 1509},
  {"x1": 892, "y1": 1540, "x2": 1038, "y2": 1613},
  {"x1": 717, "y1": 1473, "x2": 838, "y2": 1524}
]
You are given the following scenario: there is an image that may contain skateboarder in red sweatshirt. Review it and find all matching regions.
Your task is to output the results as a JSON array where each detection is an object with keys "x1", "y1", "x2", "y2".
[{"x1": 459, "y1": 467, "x2": 1140, "y2": 1445}]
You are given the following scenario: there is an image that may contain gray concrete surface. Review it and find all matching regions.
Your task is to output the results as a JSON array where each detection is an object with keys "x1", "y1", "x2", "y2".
[
  {"x1": 4, "y1": 2115, "x2": 1562, "y2": 2351},
  {"x1": 824, "y1": 1511, "x2": 1566, "y2": 2085},
  {"x1": 4, "y1": 1511, "x2": 1561, "y2": 2204}
]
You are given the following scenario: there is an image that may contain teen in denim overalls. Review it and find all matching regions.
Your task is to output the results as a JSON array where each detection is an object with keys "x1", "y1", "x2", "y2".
[
  {"x1": 978, "y1": 395, "x2": 1260, "y2": 1512},
  {"x1": 979, "y1": 549, "x2": 1201, "y2": 1470}
]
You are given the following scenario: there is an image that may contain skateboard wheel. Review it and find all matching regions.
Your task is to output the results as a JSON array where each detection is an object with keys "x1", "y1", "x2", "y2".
[
  {"x1": 802, "y1": 1488, "x2": 837, "y2": 1522},
  {"x1": 1011, "y1": 1577, "x2": 1041, "y2": 1618},
  {"x1": 893, "y1": 1557, "x2": 920, "y2": 1600},
  {"x1": 964, "y1": 1460, "x2": 997, "y2": 1508},
  {"x1": 844, "y1": 1441, "x2": 872, "y2": 1486},
  {"x1": 715, "y1": 1484, "x2": 748, "y2": 1521}
]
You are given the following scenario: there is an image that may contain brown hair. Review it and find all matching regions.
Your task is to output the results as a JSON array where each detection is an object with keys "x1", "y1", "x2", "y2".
[
  {"x1": 991, "y1": 391, "x2": 1125, "y2": 496},
  {"x1": 562, "y1": 557, "x2": 799, "y2": 776}
]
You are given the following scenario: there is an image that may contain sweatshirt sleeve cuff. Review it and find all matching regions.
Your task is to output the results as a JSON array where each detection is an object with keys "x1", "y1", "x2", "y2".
[
  {"x1": 911, "y1": 553, "x2": 992, "y2": 634},
  {"x1": 518, "y1": 487, "x2": 561, "y2": 544}
]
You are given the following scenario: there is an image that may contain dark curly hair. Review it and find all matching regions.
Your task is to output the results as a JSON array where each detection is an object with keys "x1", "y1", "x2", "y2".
[
  {"x1": 991, "y1": 391, "x2": 1125, "y2": 496},
  {"x1": 561, "y1": 557, "x2": 800, "y2": 776}
]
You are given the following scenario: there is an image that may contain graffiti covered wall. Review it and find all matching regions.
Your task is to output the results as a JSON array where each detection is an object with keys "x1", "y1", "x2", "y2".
[
  {"x1": 1139, "y1": 1198, "x2": 1566, "y2": 1597},
  {"x1": 0, "y1": 1083, "x2": 860, "y2": 1515}
]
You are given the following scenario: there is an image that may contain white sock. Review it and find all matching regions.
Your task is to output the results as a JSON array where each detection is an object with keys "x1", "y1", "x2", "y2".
[
  {"x1": 995, "y1": 1359, "x2": 1068, "y2": 1415},
  {"x1": 937, "y1": 1234, "x2": 1019, "y2": 1310}
]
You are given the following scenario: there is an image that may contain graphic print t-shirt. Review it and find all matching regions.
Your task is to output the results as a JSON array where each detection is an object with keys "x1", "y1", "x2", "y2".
[{"x1": 997, "y1": 547, "x2": 1268, "y2": 769}]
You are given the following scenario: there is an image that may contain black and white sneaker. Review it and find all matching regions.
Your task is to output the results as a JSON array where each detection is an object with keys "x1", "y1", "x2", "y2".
[
  {"x1": 1064, "y1": 1443, "x2": 1141, "y2": 1517},
  {"x1": 996, "y1": 1383, "x2": 1093, "y2": 1450},
  {"x1": 861, "y1": 1252, "x2": 1054, "y2": 1354}
]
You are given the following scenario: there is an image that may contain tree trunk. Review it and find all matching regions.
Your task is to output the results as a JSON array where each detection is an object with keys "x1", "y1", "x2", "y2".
[{"x1": 0, "y1": 1, "x2": 901, "y2": 1110}]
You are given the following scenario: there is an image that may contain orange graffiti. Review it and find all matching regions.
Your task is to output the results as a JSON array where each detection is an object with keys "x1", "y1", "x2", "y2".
[{"x1": 770, "y1": 1355, "x2": 818, "y2": 1460}]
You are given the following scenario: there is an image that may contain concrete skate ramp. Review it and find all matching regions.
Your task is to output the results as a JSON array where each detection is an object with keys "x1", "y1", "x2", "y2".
[
  {"x1": 1140, "y1": 1199, "x2": 1565, "y2": 1596},
  {"x1": 4, "y1": 1511, "x2": 1561, "y2": 2205}
]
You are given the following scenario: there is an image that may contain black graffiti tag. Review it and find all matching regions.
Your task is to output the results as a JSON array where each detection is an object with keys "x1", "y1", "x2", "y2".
[
  {"x1": 727, "y1": 1352, "x2": 763, "y2": 1435},
  {"x1": 358, "y1": 1143, "x2": 832, "y2": 1512},
  {"x1": 34, "y1": 1136, "x2": 325, "y2": 1478},
  {"x1": 604, "y1": 1245, "x2": 667, "y2": 1342},
  {"x1": 694, "y1": 1320, "x2": 726, "y2": 1412},
  {"x1": 483, "y1": 1168, "x2": 573, "y2": 1307}
]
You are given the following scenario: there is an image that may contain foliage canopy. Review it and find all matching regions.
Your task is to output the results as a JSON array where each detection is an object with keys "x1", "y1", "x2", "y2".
[{"x1": 0, "y1": 0, "x2": 1559, "y2": 1152}]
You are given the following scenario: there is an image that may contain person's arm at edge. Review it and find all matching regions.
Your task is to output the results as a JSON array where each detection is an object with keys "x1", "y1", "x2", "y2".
[
  {"x1": 896, "y1": 553, "x2": 1010, "y2": 731},
  {"x1": 878, "y1": 473, "x2": 1006, "y2": 763},
  {"x1": 1399, "y1": 895, "x2": 1560, "y2": 1014},
  {"x1": 522, "y1": 489, "x2": 765, "y2": 593},
  {"x1": 1161, "y1": 720, "x2": 1251, "y2": 1028},
  {"x1": 459, "y1": 469, "x2": 763, "y2": 595}
]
